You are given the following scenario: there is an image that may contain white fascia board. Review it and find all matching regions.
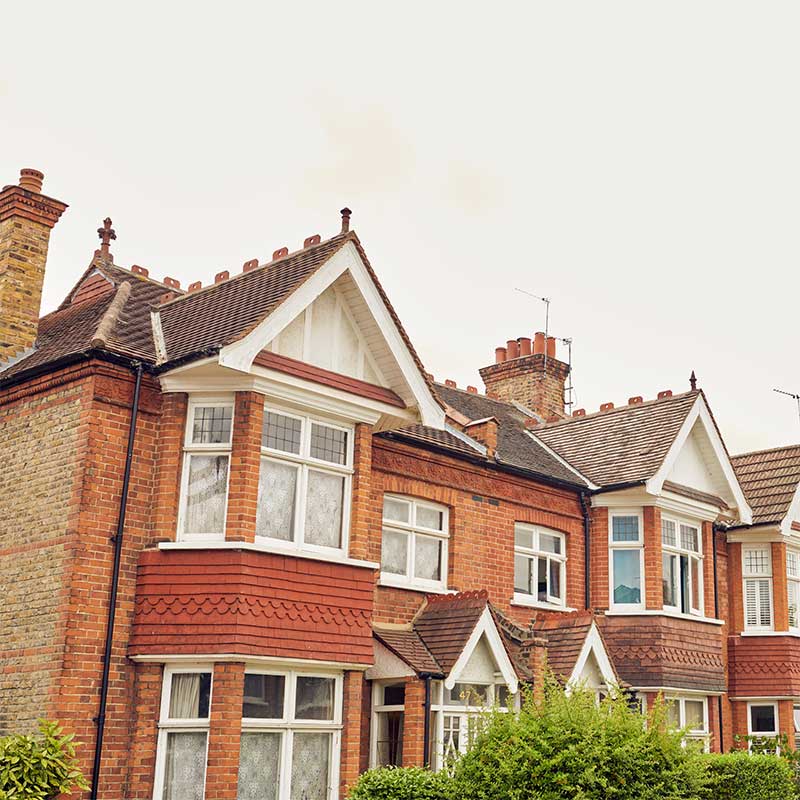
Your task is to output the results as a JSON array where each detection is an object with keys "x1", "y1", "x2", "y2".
[
  {"x1": 129, "y1": 652, "x2": 370, "y2": 671},
  {"x1": 726, "y1": 526, "x2": 786, "y2": 544},
  {"x1": 647, "y1": 397, "x2": 753, "y2": 525},
  {"x1": 526, "y1": 430, "x2": 598, "y2": 489},
  {"x1": 568, "y1": 622, "x2": 617, "y2": 689},
  {"x1": 217, "y1": 241, "x2": 444, "y2": 429},
  {"x1": 444, "y1": 607, "x2": 518, "y2": 694}
]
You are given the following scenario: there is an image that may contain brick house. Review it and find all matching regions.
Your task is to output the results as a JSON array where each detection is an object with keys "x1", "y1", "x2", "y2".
[{"x1": 0, "y1": 167, "x2": 797, "y2": 799}]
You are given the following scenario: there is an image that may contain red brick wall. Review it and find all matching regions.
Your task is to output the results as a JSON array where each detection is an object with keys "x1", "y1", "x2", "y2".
[
  {"x1": 126, "y1": 664, "x2": 163, "y2": 799},
  {"x1": 402, "y1": 678, "x2": 426, "y2": 767},
  {"x1": 772, "y1": 542, "x2": 788, "y2": 632},
  {"x1": 643, "y1": 506, "x2": 662, "y2": 610},
  {"x1": 225, "y1": 392, "x2": 264, "y2": 543},
  {"x1": 206, "y1": 662, "x2": 246, "y2": 800},
  {"x1": 341, "y1": 670, "x2": 365, "y2": 794},
  {"x1": 151, "y1": 392, "x2": 187, "y2": 541},
  {"x1": 728, "y1": 542, "x2": 744, "y2": 633},
  {"x1": 590, "y1": 507, "x2": 610, "y2": 610}
]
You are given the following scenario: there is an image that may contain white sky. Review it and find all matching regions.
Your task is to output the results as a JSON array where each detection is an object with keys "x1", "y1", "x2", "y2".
[{"x1": 2, "y1": 2, "x2": 798, "y2": 453}]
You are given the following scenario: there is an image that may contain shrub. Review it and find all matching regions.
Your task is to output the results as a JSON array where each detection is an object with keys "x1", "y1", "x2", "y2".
[
  {"x1": 705, "y1": 751, "x2": 797, "y2": 800},
  {"x1": 347, "y1": 766, "x2": 453, "y2": 800},
  {"x1": 0, "y1": 720, "x2": 89, "y2": 800},
  {"x1": 449, "y1": 680, "x2": 710, "y2": 800}
]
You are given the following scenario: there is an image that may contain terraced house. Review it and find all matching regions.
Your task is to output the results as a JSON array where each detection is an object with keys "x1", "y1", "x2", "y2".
[{"x1": 1, "y1": 167, "x2": 798, "y2": 800}]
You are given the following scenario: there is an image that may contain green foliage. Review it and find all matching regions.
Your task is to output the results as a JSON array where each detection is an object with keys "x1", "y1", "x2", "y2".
[
  {"x1": 704, "y1": 751, "x2": 797, "y2": 800},
  {"x1": 0, "y1": 720, "x2": 89, "y2": 800},
  {"x1": 450, "y1": 680, "x2": 710, "y2": 800},
  {"x1": 347, "y1": 766, "x2": 453, "y2": 800}
]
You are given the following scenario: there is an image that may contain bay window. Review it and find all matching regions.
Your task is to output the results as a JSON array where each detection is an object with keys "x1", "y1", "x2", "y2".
[
  {"x1": 371, "y1": 682, "x2": 405, "y2": 767},
  {"x1": 513, "y1": 524, "x2": 566, "y2": 607},
  {"x1": 237, "y1": 670, "x2": 341, "y2": 800},
  {"x1": 257, "y1": 409, "x2": 353, "y2": 552},
  {"x1": 609, "y1": 513, "x2": 643, "y2": 610},
  {"x1": 154, "y1": 667, "x2": 213, "y2": 800},
  {"x1": 665, "y1": 696, "x2": 709, "y2": 750},
  {"x1": 178, "y1": 400, "x2": 234, "y2": 539},
  {"x1": 743, "y1": 547, "x2": 773, "y2": 630},
  {"x1": 661, "y1": 517, "x2": 703, "y2": 616},
  {"x1": 380, "y1": 496, "x2": 449, "y2": 591},
  {"x1": 788, "y1": 550, "x2": 800, "y2": 630}
]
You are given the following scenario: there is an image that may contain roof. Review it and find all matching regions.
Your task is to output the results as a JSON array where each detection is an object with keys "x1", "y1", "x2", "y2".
[
  {"x1": 434, "y1": 383, "x2": 587, "y2": 487},
  {"x1": 731, "y1": 445, "x2": 800, "y2": 526},
  {"x1": 532, "y1": 391, "x2": 700, "y2": 488},
  {"x1": 533, "y1": 613, "x2": 598, "y2": 683},
  {"x1": 373, "y1": 627, "x2": 441, "y2": 674},
  {"x1": 382, "y1": 424, "x2": 486, "y2": 459}
]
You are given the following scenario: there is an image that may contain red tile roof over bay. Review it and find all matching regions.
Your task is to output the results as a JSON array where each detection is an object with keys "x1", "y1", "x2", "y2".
[{"x1": 731, "y1": 444, "x2": 800, "y2": 526}]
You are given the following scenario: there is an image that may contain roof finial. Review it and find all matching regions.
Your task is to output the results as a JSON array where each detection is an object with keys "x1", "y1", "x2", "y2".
[
  {"x1": 689, "y1": 370, "x2": 697, "y2": 391},
  {"x1": 97, "y1": 217, "x2": 116, "y2": 257},
  {"x1": 340, "y1": 207, "x2": 352, "y2": 234}
]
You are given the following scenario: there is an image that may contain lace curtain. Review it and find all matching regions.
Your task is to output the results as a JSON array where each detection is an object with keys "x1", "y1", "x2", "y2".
[
  {"x1": 163, "y1": 732, "x2": 206, "y2": 800},
  {"x1": 237, "y1": 732, "x2": 280, "y2": 800}
]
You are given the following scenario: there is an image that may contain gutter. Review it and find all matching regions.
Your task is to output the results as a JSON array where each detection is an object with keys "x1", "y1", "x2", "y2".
[{"x1": 90, "y1": 361, "x2": 143, "y2": 799}]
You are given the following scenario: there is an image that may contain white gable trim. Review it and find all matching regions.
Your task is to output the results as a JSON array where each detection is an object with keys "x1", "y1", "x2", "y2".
[
  {"x1": 444, "y1": 607, "x2": 518, "y2": 694},
  {"x1": 567, "y1": 622, "x2": 616, "y2": 692},
  {"x1": 647, "y1": 396, "x2": 752, "y2": 525},
  {"x1": 781, "y1": 482, "x2": 800, "y2": 536},
  {"x1": 218, "y1": 241, "x2": 444, "y2": 428}
]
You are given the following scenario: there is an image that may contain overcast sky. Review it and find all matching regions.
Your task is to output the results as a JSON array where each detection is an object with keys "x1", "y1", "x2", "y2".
[{"x1": 3, "y1": 2, "x2": 798, "y2": 453}]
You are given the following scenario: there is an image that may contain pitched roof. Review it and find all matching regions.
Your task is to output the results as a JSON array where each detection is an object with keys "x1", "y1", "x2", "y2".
[
  {"x1": 532, "y1": 391, "x2": 700, "y2": 488},
  {"x1": 434, "y1": 383, "x2": 587, "y2": 487},
  {"x1": 533, "y1": 613, "x2": 599, "y2": 683},
  {"x1": 381, "y1": 424, "x2": 486, "y2": 459},
  {"x1": 731, "y1": 445, "x2": 800, "y2": 526},
  {"x1": 373, "y1": 627, "x2": 441, "y2": 674}
]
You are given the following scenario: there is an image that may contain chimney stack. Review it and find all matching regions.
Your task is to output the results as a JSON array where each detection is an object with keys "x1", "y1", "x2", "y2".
[
  {"x1": 479, "y1": 332, "x2": 570, "y2": 419},
  {"x1": 0, "y1": 169, "x2": 67, "y2": 363}
]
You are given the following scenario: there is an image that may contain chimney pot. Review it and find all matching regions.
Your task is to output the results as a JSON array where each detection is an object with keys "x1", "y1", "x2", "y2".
[
  {"x1": 340, "y1": 207, "x2": 352, "y2": 233},
  {"x1": 467, "y1": 385, "x2": 477, "y2": 394},
  {"x1": 600, "y1": 402, "x2": 615, "y2": 412},
  {"x1": 518, "y1": 336, "x2": 531, "y2": 356},
  {"x1": 188, "y1": 281, "x2": 202, "y2": 292},
  {"x1": 657, "y1": 390, "x2": 673, "y2": 399},
  {"x1": 573, "y1": 408, "x2": 586, "y2": 417},
  {"x1": 272, "y1": 247, "x2": 289, "y2": 260},
  {"x1": 214, "y1": 270, "x2": 229, "y2": 284},
  {"x1": 19, "y1": 168, "x2": 44, "y2": 193},
  {"x1": 628, "y1": 396, "x2": 643, "y2": 405},
  {"x1": 445, "y1": 379, "x2": 457, "y2": 388},
  {"x1": 243, "y1": 259, "x2": 259, "y2": 272},
  {"x1": 546, "y1": 336, "x2": 556, "y2": 359},
  {"x1": 304, "y1": 234, "x2": 321, "y2": 248},
  {"x1": 523, "y1": 417, "x2": 539, "y2": 429},
  {"x1": 495, "y1": 347, "x2": 507, "y2": 364},
  {"x1": 506, "y1": 339, "x2": 519, "y2": 359},
  {"x1": 163, "y1": 276, "x2": 180, "y2": 289},
  {"x1": 131, "y1": 265, "x2": 149, "y2": 277},
  {"x1": 159, "y1": 291, "x2": 175, "y2": 304},
  {"x1": 533, "y1": 332, "x2": 546, "y2": 355}
]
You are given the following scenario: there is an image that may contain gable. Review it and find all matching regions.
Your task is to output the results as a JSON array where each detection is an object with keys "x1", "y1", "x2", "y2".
[
  {"x1": 667, "y1": 421, "x2": 727, "y2": 498},
  {"x1": 457, "y1": 636, "x2": 499, "y2": 684}
]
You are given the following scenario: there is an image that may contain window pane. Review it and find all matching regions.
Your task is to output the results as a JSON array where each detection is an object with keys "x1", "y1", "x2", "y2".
[
  {"x1": 383, "y1": 684, "x2": 405, "y2": 705},
  {"x1": 790, "y1": 582, "x2": 799, "y2": 628},
  {"x1": 295, "y1": 677, "x2": 335, "y2": 720},
  {"x1": 612, "y1": 515, "x2": 639, "y2": 542},
  {"x1": 685, "y1": 700, "x2": 705, "y2": 732},
  {"x1": 163, "y1": 731, "x2": 207, "y2": 800},
  {"x1": 414, "y1": 535, "x2": 442, "y2": 582},
  {"x1": 263, "y1": 412, "x2": 302, "y2": 454},
  {"x1": 514, "y1": 526, "x2": 534, "y2": 550},
  {"x1": 416, "y1": 505, "x2": 444, "y2": 531},
  {"x1": 237, "y1": 732, "x2": 281, "y2": 800},
  {"x1": 514, "y1": 555, "x2": 531, "y2": 594},
  {"x1": 663, "y1": 554, "x2": 678, "y2": 607},
  {"x1": 256, "y1": 459, "x2": 297, "y2": 541},
  {"x1": 304, "y1": 471, "x2": 344, "y2": 548},
  {"x1": 537, "y1": 558, "x2": 547, "y2": 602},
  {"x1": 745, "y1": 549, "x2": 770, "y2": 575},
  {"x1": 613, "y1": 550, "x2": 641, "y2": 604},
  {"x1": 310, "y1": 423, "x2": 347, "y2": 465},
  {"x1": 192, "y1": 406, "x2": 232, "y2": 444},
  {"x1": 665, "y1": 700, "x2": 680, "y2": 729},
  {"x1": 789, "y1": 551, "x2": 800, "y2": 578},
  {"x1": 680, "y1": 524, "x2": 699, "y2": 553},
  {"x1": 539, "y1": 533, "x2": 562, "y2": 555},
  {"x1": 376, "y1": 710, "x2": 404, "y2": 767},
  {"x1": 661, "y1": 519, "x2": 676, "y2": 547},
  {"x1": 381, "y1": 529, "x2": 409, "y2": 575},
  {"x1": 690, "y1": 557, "x2": 701, "y2": 612},
  {"x1": 183, "y1": 455, "x2": 228, "y2": 534},
  {"x1": 383, "y1": 497, "x2": 410, "y2": 524},
  {"x1": 549, "y1": 559, "x2": 561, "y2": 601},
  {"x1": 242, "y1": 674, "x2": 285, "y2": 719},
  {"x1": 751, "y1": 705, "x2": 776, "y2": 733},
  {"x1": 168, "y1": 673, "x2": 211, "y2": 719},
  {"x1": 290, "y1": 732, "x2": 330, "y2": 800},
  {"x1": 447, "y1": 683, "x2": 489, "y2": 705}
]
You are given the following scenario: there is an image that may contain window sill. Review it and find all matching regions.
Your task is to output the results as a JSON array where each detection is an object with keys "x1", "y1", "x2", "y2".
[
  {"x1": 511, "y1": 594, "x2": 575, "y2": 612},
  {"x1": 378, "y1": 576, "x2": 452, "y2": 595},
  {"x1": 605, "y1": 609, "x2": 724, "y2": 626},
  {"x1": 160, "y1": 540, "x2": 379, "y2": 570},
  {"x1": 741, "y1": 629, "x2": 800, "y2": 638}
]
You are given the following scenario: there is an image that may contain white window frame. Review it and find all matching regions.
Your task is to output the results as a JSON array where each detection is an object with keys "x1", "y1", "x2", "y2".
[
  {"x1": 743, "y1": 546, "x2": 774, "y2": 631},
  {"x1": 153, "y1": 664, "x2": 213, "y2": 800},
  {"x1": 513, "y1": 523, "x2": 567, "y2": 608},
  {"x1": 661, "y1": 516, "x2": 704, "y2": 617},
  {"x1": 257, "y1": 405, "x2": 354, "y2": 556},
  {"x1": 177, "y1": 396, "x2": 235, "y2": 541},
  {"x1": 609, "y1": 510, "x2": 645, "y2": 611},
  {"x1": 240, "y1": 668, "x2": 343, "y2": 800},
  {"x1": 369, "y1": 681, "x2": 406, "y2": 768},
  {"x1": 747, "y1": 701, "x2": 780, "y2": 752},
  {"x1": 379, "y1": 495, "x2": 449, "y2": 592},
  {"x1": 788, "y1": 549, "x2": 800, "y2": 631},
  {"x1": 665, "y1": 695, "x2": 710, "y2": 751}
]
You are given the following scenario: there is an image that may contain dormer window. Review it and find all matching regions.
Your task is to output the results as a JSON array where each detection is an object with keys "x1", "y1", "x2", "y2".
[
  {"x1": 661, "y1": 517, "x2": 703, "y2": 616},
  {"x1": 257, "y1": 408, "x2": 353, "y2": 552}
]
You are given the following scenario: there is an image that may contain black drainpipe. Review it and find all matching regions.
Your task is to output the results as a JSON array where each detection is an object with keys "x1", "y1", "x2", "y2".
[
  {"x1": 90, "y1": 361, "x2": 143, "y2": 799},
  {"x1": 712, "y1": 522, "x2": 727, "y2": 750},
  {"x1": 580, "y1": 491, "x2": 591, "y2": 610},
  {"x1": 420, "y1": 673, "x2": 433, "y2": 768}
]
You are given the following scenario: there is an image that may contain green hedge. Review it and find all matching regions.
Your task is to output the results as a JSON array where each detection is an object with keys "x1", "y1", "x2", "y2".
[
  {"x1": 348, "y1": 767, "x2": 452, "y2": 800},
  {"x1": 704, "y1": 752, "x2": 797, "y2": 800},
  {"x1": 0, "y1": 720, "x2": 88, "y2": 800}
]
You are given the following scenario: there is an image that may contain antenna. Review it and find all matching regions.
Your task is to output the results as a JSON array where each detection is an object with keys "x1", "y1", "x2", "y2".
[
  {"x1": 774, "y1": 388, "x2": 800, "y2": 424},
  {"x1": 515, "y1": 288, "x2": 550, "y2": 373}
]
